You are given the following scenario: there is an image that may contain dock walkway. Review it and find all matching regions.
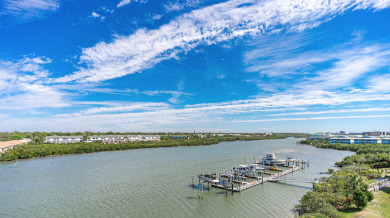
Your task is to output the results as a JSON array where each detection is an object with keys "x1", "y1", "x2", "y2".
[
  {"x1": 212, "y1": 166, "x2": 303, "y2": 192},
  {"x1": 368, "y1": 178, "x2": 390, "y2": 192}
]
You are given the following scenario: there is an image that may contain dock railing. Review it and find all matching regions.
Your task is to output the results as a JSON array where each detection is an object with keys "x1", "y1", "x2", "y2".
[{"x1": 368, "y1": 178, "x2": 390, "y2": 192}]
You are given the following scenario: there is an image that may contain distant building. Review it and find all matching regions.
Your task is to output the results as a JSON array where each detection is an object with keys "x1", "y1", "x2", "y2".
[
  {"x1": 197, "y1": 134, "x2": 206, "y2": 139},
  {"x1": 0, "y1": 140, "x2": 29, "y2": 154},
  {"x1": 87, "y1": 135, "x2": 161, "y2": 143},
  {"x1": 264, "y1": 132, "x2": 273, "y2": 136},
  {"x1": 172, "y1": 135, "x2": 189, "y2": 139},
  {"x1": 45, "y1": 136, "x2": 83, "y2": 144},
  {"x1": 211, "y1": 134, "x2": 225, "y2": 137},
  {"x1": 330, "y1": 136, "x2": 390, "y2": 144},
  {"x1": 309, "y1": 132, "x2": 333, "y2": 140},
  {"x1": 88, "y1": 135, "x2": 126, "y2": 143},
  {"x1": 362, "y1": 131, "x2": 384, "y2": 137},
  {"x1": 339, "y1": 131, "x2": 346, "y2": 135},
  {"x1": 330, "y1": 136, "x2": 353, "y2": 144},
  {"x1": 142, "y1": 135, "x2": 161, "y2": 141},
  {"x1": 127, "y1": 135, "x2": 142, "y2": 142}
]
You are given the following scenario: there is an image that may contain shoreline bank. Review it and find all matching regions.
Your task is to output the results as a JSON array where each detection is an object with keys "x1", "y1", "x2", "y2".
[
  {"x1": 1, "y1": 135, "x2": 305, "y2": 162},
  {"x1": 296, "y1": 139, "x2": 390, "y2": 217}
]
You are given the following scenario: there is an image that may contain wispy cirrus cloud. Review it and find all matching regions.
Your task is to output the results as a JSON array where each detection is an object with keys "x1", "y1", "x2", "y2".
[
  {"x1": 3, "y1": 89, "x2": 390, "y2": 131},
  {"x1": 66, "y1": 102, "x2": 171, "y2": 115},
  {"x1": 244, "y1": 31, "x2": 390, "y2": 94},
  {"x1": 300, "y1": 44, "x2": 390, "y2": 91},
  {"x1": 267, "y1": 107, "x2": 390, "y2": 117},
  {"x1": 0, "y1": 56, "x2": 71, "y2": 110},
  {"x1": 234, "y1": 114, "x2": 390, "y2": 123},
  {"x1": 55, "y1": 0, "x2": 390, "y2": 83},
  {"x1": 367, "y1": 74, "x2": 390, "y2": 92},
  {"x1": 164, "y1": 0, "x2": 203, "y2": 12},
  {"x1": 1, "y1": 0, "x2": 60, "y2": 23}
]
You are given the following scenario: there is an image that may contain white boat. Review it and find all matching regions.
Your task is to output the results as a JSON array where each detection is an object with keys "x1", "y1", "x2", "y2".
[
  {"x1": 286, "y1": 156, "x2": 297, "y2": 162},
  {"x1": 233, "y1": 165, "x2": 254, "y2": 174},
  {"x1": 220, "y1": 173, "x2": 234, "y2": 179},
  {"x1": 249, "y1": 164, "x2": 265, "y2": 171},
  {"x1": 198, "y1": 174, "x2": 219, "y2": 183},
  {"x1": 260, "y1": 153, "x2": 286, "y2": 165}
]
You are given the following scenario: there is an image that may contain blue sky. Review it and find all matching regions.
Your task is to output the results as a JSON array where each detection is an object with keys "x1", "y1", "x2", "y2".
[{"x1": 1, "y1": 0, "x2": 390, "y2": 133}]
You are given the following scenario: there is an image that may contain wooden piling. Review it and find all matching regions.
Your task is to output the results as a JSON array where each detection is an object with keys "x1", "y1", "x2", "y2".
[{"x1": 202, "y1": 184, "x2": 204, "y2": 199}]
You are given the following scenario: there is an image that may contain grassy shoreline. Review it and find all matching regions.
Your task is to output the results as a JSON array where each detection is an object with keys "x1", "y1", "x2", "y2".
[
  {"x1": 0, "y1": 135, "x2": 304, "y2": 161},
  {"x1": 297, "y1": 139, "x2": 390, "y2": 218},
  {"x1": 340, "y1": 187, "x2": 390, "y2": 218}
]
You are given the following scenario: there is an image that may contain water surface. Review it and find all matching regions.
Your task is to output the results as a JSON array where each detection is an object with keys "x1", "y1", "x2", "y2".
[{"x1": 0, "y1": 138, "x2": 354, "y2": 217}]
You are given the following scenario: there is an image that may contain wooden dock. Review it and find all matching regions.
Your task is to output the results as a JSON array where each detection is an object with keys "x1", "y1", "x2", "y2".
[
  {"x1": 211, "y1": 166, "x2": 303, "y2": 192},
  {"x1": 193, "y1": 156, "x2": 312, "y2": 196}
]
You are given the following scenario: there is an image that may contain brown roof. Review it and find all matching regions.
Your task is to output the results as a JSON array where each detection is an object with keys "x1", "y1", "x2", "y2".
[{"x1": 0, "y1": 140, "x2": 26, "y2": 149}]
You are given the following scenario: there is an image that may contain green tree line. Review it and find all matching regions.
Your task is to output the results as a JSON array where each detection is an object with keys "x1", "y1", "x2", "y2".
[
  {"x1": 296, "y1": 139, "x2": 390, "y2": 217},
  {"x1": 0, "y1": 134, "x2": 307, "y2": 161}
]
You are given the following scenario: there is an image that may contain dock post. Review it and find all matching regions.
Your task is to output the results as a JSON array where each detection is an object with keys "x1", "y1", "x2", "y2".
[
  {"x1": 292, "y1": 164, "x2": 294, "y2": 176},
  {"x1": 231, "y1": 182, "x2": 234, "y2": 194},
  {"x1": 202, "y1": 184, "x2": 204, "y2": 199},
  {"x1": 225, "y1": 179, "x2": 228, "y2": 196}
]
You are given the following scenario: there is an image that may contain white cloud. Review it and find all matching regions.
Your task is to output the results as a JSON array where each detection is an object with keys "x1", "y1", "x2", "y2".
[
  {"x1": 164, "y1": 0, "x2": 202, "y2": 12},
  {"x1": 117, "y1": 0, "x2": 147, "y2": 8},
  {"x1": 2, "y1": 0, "x2": 60, "y2": 22},
  {"x1": 0, "y1": 57, "x2": 70, "y2": 110},
  {"x1": 91, "y1": 12, "x2": 100, "y2": 18},
  {"x1": 90, "y1": 12, "x2": 105, "y2": 20},
  {"x1": 367, "y1": 74, "x2": 390, "y2": 92},
  {"x1": 244, "y1": 32, "x2": 390, "y2": 93},
  {"x1": 233, "y1": 114, "x2": 390, "y2": 123},
  {"x1": 4, "y1": 89, "x2": 390, "y2": 131},
  {"x1": 152, "y1": 14, "x2": 162, "y2": 20},
  {"x1": 55, "y1": 0, "x2": 390, "y2": 83},
  {"x1": 301, "y1": 44, "x2": 390, "y2": 91},
  {"x1": 267, "y1": 107, "x2": 390, "y2": 116},
  {"x1": 74, "y1": 102, "x2": 170, "y2": 115}
]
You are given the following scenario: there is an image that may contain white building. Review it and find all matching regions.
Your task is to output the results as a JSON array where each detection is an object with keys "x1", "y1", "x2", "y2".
[
  {"x1": 142, "y1": 135, "x2": 161, "y2": 141},
  {"x1": 87, "y1": 135, "x2": 126, "y2": 143},
  {"x1": 309, "y1": 132, "x2": 333, "y2": 140},
  {"x1": 330, "y1": 136, "x2": 390, "y2": 144},
  {"x1": 0, "y1": 139, "x2": 30, "y2": 154},
  {"x1": 45, "y1": 136, "x2": 83, "y2": 144},
  {"x1": 197, "y1": 134, "x2": 206, "y2": 139},
  {"x1": 87, "y1": 135, "x2": 161, "y2": 143}
]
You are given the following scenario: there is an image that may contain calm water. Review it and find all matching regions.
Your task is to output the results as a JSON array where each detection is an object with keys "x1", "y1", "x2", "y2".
[{"x1": 0, "y1": 138, "x2": 354, "y2": 218}]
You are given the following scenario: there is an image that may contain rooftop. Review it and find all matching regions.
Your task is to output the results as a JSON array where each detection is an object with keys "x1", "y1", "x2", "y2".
[
  {"x1": 46, "y1": 136, "x2": 83, "y2": 139},
  {"x1": 0, "y1": 140, "x2": 27, "y2": 149}
]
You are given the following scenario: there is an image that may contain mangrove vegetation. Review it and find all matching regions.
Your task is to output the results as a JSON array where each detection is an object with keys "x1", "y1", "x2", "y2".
[
  {"x1": 0, "y1": 133, "x2": 308, "y2": 161},
  {"x1": 297, "y1": 139, "x2": 390, "y2": 217}
]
